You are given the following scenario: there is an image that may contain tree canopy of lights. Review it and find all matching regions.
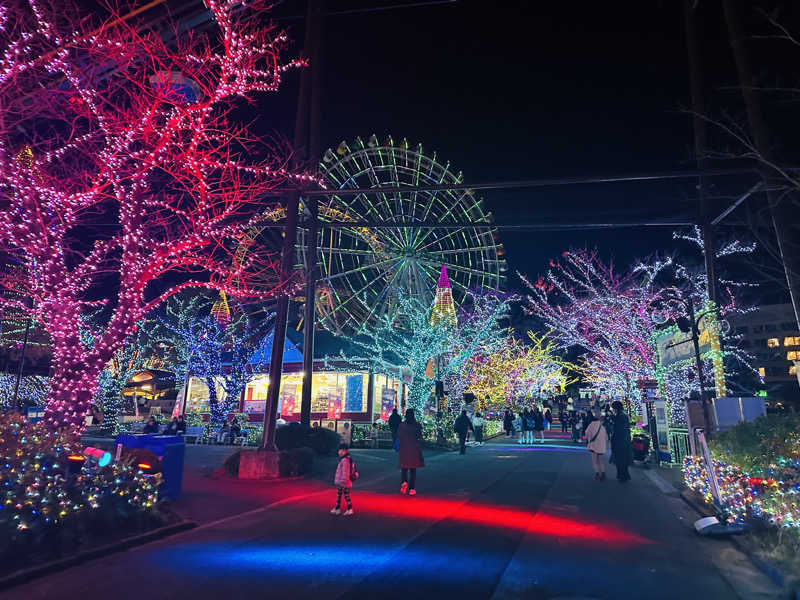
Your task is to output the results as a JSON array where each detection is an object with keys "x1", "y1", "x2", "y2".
[
  {"x1": 142, "y1": 293, "x2": 272, "y2": 426},
  {"x1": 461, "y1": 331, "x2": 576, "y2": 410},
  {"x1": 523, "y1": 240, "x2": 758, "y2": 426},
  {"x1": 0, "y1": 373, "x2": 49, "y2": 409},
  {"x1": 0, "y1": 0, "x2": 313, "y2": 431},
  {"x1": 521, "y1": 250, "x2": 669, "y2": 412},
  {"x1": 325, "y1": 287, "x2": 517, "y2": 412},
  {"x1": 440, "y1": 289, "x2": 516, "y2": 404},
  {"x1": 324, "y1": 293, "x2": 453, "y2": 411}
]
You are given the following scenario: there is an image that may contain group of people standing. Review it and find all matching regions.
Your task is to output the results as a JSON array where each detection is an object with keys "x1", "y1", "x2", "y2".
[
  {"x1": 329, "y1": 399, "x2": 636, "y2": 515},
  {"x1": 502, "y1": 405, "x2": 551, "y2": 444},
  {"x1": 583, "y1": 400, "x2": 632, "y2": 483}
]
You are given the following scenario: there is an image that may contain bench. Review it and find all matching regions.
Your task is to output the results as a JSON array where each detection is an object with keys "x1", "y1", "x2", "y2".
[
  {"x1": 184, "y1": 426, "x2": 205, "y2": 444},
  {"x1": 365, "y1": 429, "x2": 393, "y2": 449}
]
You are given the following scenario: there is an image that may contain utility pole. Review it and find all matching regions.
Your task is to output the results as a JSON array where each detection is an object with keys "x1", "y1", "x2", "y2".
[
  {"x1": 261, "y1": 0, "x2": 324, "y2": 448},
  {"x1": 684, "y1": 1, "x2": 718, "y2": 305},
  {"x1": 300, "y1": 0, "x2": 325, "y2": 427},
  {"x1": 722, "y1": 0, "x2": 800, "y2": 330}
]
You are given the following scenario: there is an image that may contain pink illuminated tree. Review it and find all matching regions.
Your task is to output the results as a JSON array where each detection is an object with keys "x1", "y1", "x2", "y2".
[
  {"x1": 0, "y1": 0, "x2": 312, "y2": 430},
  {"x1": 520, "y1": 250, "x2": 672, "y2": 400}
]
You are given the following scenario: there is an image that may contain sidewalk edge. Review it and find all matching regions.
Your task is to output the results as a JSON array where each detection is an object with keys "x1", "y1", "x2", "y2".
[{"x1": 0, "y1": 520, "x2": 197, "y2": 592}]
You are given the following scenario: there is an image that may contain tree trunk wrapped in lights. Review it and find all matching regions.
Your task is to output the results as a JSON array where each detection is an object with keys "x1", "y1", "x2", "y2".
[
  {"x1": 0, "y1": 0, "x2": 312, "y2": 431},
  {"x1": 141, "y1": 293, "x2": 271, "y2": 426}
]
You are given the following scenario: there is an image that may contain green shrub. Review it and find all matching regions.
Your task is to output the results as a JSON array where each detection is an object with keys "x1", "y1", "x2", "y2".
[
  {"x1": 710, "y1": 413, "x2": 800, "y2": 478},
  {"x1": 275, "y1": 422, "x2": 340, "y2": 455},
  {"x1": 279, "y1": 447, "x2": 314, "y2": 477}
]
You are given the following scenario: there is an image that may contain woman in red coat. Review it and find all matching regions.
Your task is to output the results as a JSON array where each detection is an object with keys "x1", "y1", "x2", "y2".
[{"x1": 397, "y1": 408, "x2": 425, "y2": 496}]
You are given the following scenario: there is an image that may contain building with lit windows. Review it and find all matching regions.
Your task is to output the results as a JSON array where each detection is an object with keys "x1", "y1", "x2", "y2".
[
  {"x1": 730, "y1": 303, "x2": 800, "y2": 408},
  {"x1": 178, "y1": 329, "x2": 408, "y2": 424}
]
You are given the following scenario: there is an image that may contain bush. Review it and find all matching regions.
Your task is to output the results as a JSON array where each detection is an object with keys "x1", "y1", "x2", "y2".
[
  {"x1": 275, "y1": 422, "x2": 340, "y2": 455},
  {"x1": 279, "y1": 447, "x2": 314, "y2": 477},
  {"x1": 710, "y1": 413, "x2": 800, "y2": 481},
  {"x1": 0, "y1": 414, "x2": 163, "y2": 575}
]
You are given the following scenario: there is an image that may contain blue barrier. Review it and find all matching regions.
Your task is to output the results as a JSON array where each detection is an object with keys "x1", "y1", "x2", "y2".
[{"x1": 114, "y1": 434, "x2": 185, "y2": 500}]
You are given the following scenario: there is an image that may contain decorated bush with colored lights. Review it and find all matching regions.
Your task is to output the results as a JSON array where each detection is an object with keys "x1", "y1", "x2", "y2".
[
  {"x1": 0, "y1": 415, "x2": 162, "y2": 572},
  {"x1": 682, "y1": 415, "x2": 800, "y2": 530}
]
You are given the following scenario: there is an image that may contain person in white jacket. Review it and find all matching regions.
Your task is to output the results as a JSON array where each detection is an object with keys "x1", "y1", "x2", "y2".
[
  {"x1": 584, "y1": 409, "x2": 609, "y2": 481},
  {"x1": 472, "y1": 412, "x2": 485, "y2": 445}
]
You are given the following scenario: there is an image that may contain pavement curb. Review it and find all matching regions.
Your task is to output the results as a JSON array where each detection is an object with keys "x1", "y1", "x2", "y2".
[{"x1": 0, "y1": 519, "x2": 197, "y2": 592}]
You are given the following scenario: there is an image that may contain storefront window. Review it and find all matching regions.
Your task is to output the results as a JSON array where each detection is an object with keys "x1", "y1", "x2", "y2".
[
  {"x1": 243, "y1": 371, "x2": 369, "y2": 415},
  {"x1": 185, "y1": 376, "x2": 226, "y2": 413}
]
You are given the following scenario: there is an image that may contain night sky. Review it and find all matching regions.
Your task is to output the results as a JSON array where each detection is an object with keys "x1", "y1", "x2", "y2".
[{"x1": 252, "y1": 0, "x2": 798, "y2": 295}]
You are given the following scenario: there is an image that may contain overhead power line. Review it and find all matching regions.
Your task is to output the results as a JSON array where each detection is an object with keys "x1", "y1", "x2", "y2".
[{"x1": 269, "y1": 167, "x2": 757, "y2": 197}]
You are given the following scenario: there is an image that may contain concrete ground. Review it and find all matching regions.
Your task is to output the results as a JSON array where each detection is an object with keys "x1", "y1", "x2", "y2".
[{"x1": 7, "y1": 434, "x2": 782, "y2": 600}]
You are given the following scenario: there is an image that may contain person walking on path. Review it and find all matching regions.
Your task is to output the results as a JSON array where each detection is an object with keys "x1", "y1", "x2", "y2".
[
  {"x1": 610, "y1": 400, "x2": 633, "y2": 482},
  {"x1": 520, "y1": 408, "x2": 532, "y2": 444},
  {"x1": 543, "y1": 406, "x2": 552, "y2": 431},
  {"x1": 503, "y1": 409, "x2": 514, "y2": 437},
  {"x1": 533, "y1": 406, "x2": 545, "y2": 442},
  {"x1": 331, "y1": 443, "x2": 355, "y2": 515},
  {"x1": 472, "y1": 412, "x2": 485, "y2": 445},
  {"x1": 559, "y1": 408, "x2": 568, "y2": 433},
  {"x1": 397, "y1": 408, "x2": 424, "y2": 495},
  {"x1": 388, "y1": 408, "x2": 402, "y2": 442},
  {"x1": 454, "y1": 409, "x2": 474, "y2": 454},
  {"x1": 585, "y1": 409, "x2": 609, "y2": 480}
]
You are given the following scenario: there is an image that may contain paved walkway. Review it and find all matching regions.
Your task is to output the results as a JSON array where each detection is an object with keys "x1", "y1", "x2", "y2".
[{"x1": 7, "y1": 436, "x2": 781, "y2": 600}]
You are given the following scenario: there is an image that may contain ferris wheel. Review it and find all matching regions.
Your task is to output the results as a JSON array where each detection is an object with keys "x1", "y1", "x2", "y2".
[{"x1": 297, "y1": 135, "x2": 507, "y2": 335}]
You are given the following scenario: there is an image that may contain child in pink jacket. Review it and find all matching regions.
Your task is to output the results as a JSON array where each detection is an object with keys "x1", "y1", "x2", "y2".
[{"x1": 331, "y1": 443, "x2": 355, "y2": 515}]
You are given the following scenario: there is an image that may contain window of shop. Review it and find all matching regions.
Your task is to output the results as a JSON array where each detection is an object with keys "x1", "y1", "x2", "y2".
[
  {"x1": 788, "y1": 351, "x2": 799, "y2": 361},
  {"x1": 185, "y1": 376, "x2": 226, "y2": 413},
  {"x1": 767, "y1": 338, "x2": 780, "y2": 348},
  {"x1": 784, "y1": 336, "x2": 800, "y2": 347},
  {"x1": 243, "y1": 371, "x2": 368, "y2": 415}
]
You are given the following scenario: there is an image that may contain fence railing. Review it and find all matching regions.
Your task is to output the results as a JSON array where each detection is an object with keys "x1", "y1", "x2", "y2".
[{"x1": 668, "y1": 427, "x2": 690, "y2": 466}]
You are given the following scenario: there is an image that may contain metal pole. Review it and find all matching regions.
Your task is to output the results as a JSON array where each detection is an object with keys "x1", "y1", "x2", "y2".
[
  {"x1": 11, "y1": 317, "x2": 31, "y2": 411},
  {"x1": 684, "y1": 0, "x2": 719, "y2": 305},
  {"x1": 300, "y1": 196, "x2": 317, "y2": 427},
  {"x1": 297, "y1": 0, "x2": 322, "y2": 425},
  {"x1": 180, "y1": 370, "x2": 190, "y2": 416},
  {"x1": 261, "y1": 0, "x2": 321, "y2": 447},
  {"x1": 688, "y1": 300, "x2": 713, "y2": 438},
  {"x1": 300, "y1": 0, "x2": 324, "y2": 427}
]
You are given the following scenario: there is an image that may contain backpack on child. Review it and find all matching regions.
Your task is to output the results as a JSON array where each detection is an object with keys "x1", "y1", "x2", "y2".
[{"x1": 349, "y1": 457, "x2": 359, "y2": 481}]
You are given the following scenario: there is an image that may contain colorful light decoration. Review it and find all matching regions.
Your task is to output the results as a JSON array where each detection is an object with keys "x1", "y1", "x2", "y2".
[
  {"x1": 430, "y1": 266, "x2": 458, "y2": 330},
  {"x1": 683, "y1": 455, "x2": 799, "y2": 529},
  {"x1": 0, "y1": 0, "x2": 312, "y2": 432},
  {"x1": 301, "y1": 135, "x2": 506, "y2": 336},
  {"x1": 142, "y1": 294, "x2": 272, "y2": 426},
  {"x1": 523, "y1": 240, "x2": 758, "y2": 425},
  {"x1": 522, "y1": 250, "x2": 669, "y2": 409},
  {"x1": 0, "y1": 373, "x2": 50, "y2": 408},
  {"x1": 324, "y1": 293, "x2": 453, "y2": 410},
  {"x1": 460, "y1": 331, "x2": 576, "y2": 407},
  {"x1": 0, "y1": 414, "x2": 159, "y2": 538}
]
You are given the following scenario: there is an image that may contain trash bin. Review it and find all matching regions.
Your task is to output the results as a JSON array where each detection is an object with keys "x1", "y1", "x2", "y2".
[{"x1": 114, "y1": 434, "x2": 185, "y2": 500}]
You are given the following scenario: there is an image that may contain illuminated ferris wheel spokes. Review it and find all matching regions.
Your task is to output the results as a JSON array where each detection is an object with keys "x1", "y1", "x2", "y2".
[{"x1": 297, "y1": 135, "x2": 507, "y2": 335}]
